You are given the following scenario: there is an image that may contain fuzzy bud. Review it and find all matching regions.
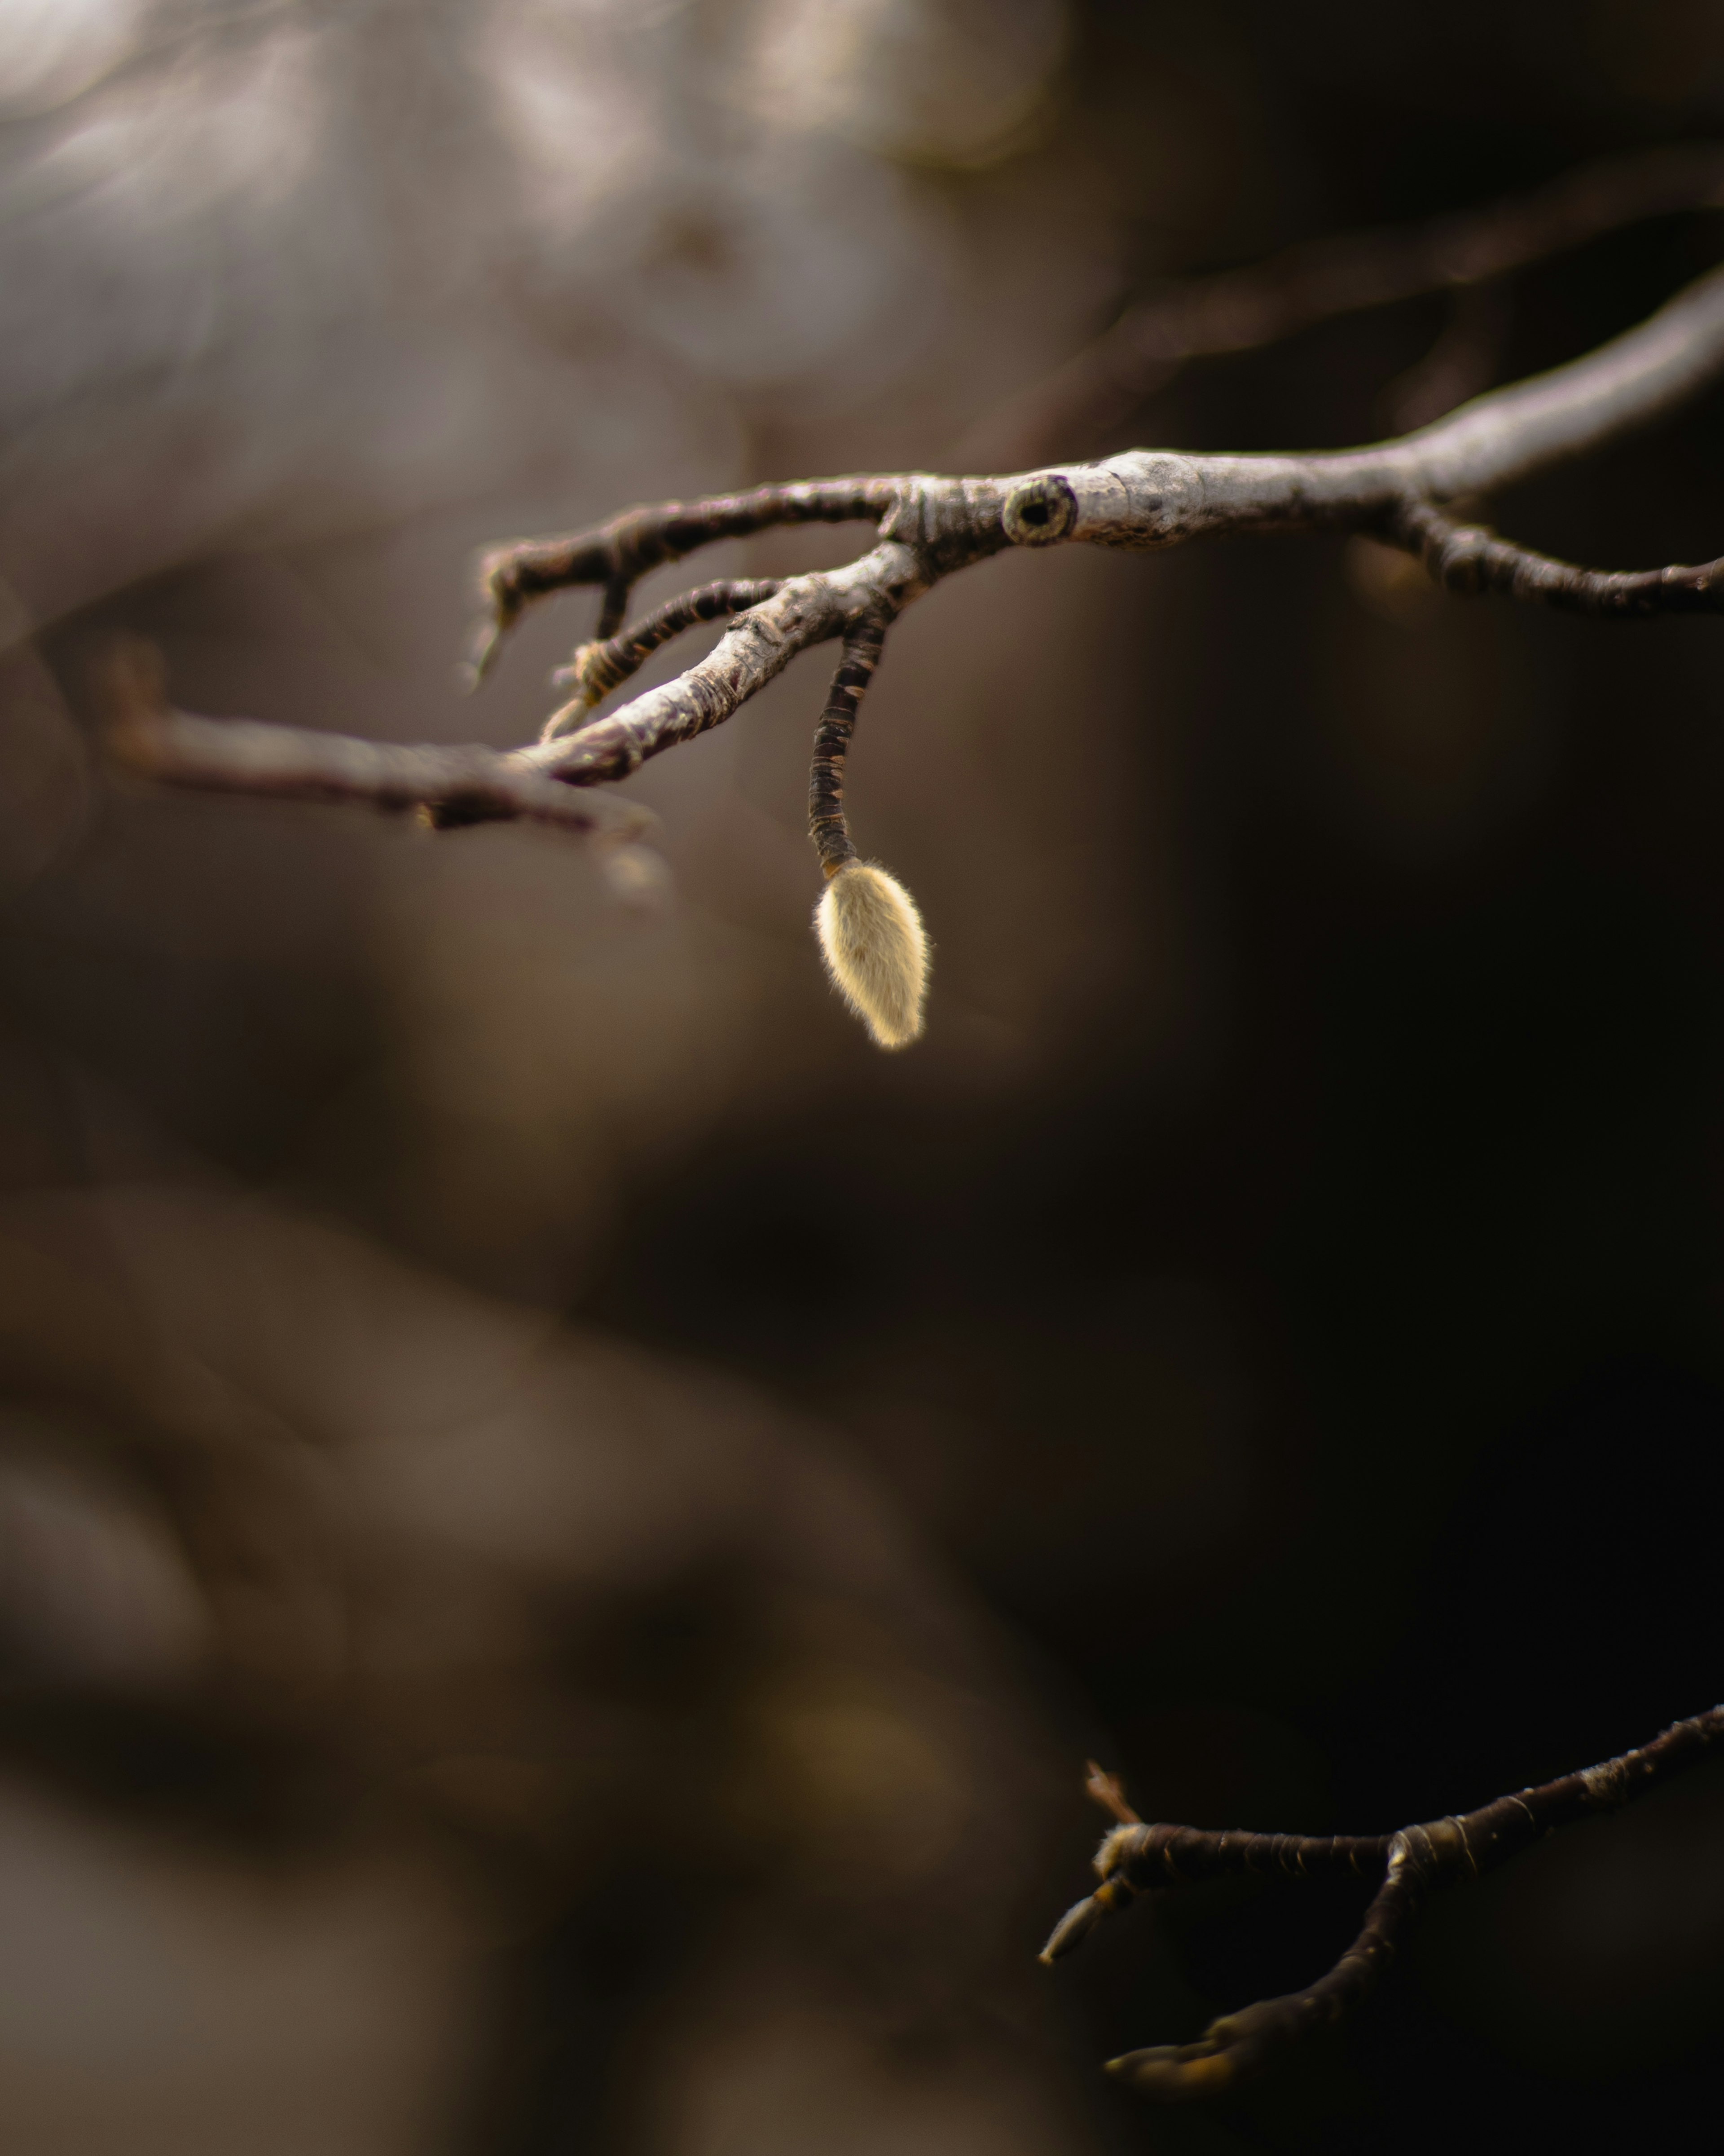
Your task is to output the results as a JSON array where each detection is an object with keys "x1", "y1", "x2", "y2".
[{"x1": 814, "y1": 860, "x2": 929, "y2": 1050}]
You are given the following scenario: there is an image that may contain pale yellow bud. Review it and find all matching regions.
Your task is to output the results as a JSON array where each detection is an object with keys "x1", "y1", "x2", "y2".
[{"x1": 814, "y1": 860, "x2": 929, "y2": 1050}]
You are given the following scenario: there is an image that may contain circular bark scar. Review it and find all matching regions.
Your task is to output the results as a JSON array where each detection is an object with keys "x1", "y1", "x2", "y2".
[{"x1": 1003, "y1": 473, "x2": 1079, "y2": 547}]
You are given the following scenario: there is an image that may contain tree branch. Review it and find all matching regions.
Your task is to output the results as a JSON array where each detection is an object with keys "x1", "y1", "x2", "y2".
[
  {"x1": 101, "y1": 642, "x2": 654, "y2": 840},
  {"x1": 956, "y1": 139, "x2": 1724, "y2": 468},
  {"x1": 809, "y1": 609, "x2": 890, "y2": 877},
  {"x1": 110, "y1": 246, "x2": 1724, "y2": 1030},
  {"x1": 1390, "y1": 498, "x2": 1724, "y2": 614},
  {"x1": 543, "y1": 577, "x2": 783, "y2": 734},
  {"x1": 1041, "y1": 1706, "x2": 1724, "y2": 2099},
  {"x1": 84, "y1": 163, "x2": 1724, "y2": 2104}
]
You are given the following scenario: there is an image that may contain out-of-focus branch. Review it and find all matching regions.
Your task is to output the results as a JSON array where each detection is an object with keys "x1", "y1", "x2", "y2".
[
  {"x1": 1044, "y1": 1705, "x2": 1724, "y2": 2100},
  {"x1": 1381, "y1": 279, "x2": 1513, "y2": 435},
  {"x1": 955, "y1": 139, "x2": 1724, "y2": 468},
  {"x1": 101, "y1": 643, "x2": 652, "y2": 840}
]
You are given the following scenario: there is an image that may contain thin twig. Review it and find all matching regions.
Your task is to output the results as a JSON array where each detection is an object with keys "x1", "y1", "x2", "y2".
[
  {"x1": 955, "y1": 139, "x2": 1724, "y2": 467},
  {"x1": 470, "y1": 477, "x2": 898, "y2": 678},
  {"x1": 1042, "y1": 1706, "x2": 1724, "y2": 2099},
  {"x1": 1389, "y1": 498, "x2": 1724, "y2": 614},
  {"x1": 808, "y1": 611, "x2": 889, "y2": 876},
  {"x1": 101, "y1": 643, "x2": 652, "y2": 840},
  {"x1": 1084, "y1": 1759, "x2": 1142, "y2": 1828},
  {"x1": 543, "y1": 577, "x2": 783, "y2": 738},
  {"x1": 1383, "y1": 279, "x2": 1513, "y2": 434}
]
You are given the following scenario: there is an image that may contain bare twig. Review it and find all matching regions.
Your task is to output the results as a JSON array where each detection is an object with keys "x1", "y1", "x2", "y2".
[
  {"x1": 956, "y1": 139, "x2": 1724, "y2": 468},
  {"x1": 1382, "y1": 279, "x2": 1513, "y2": 435},
  {"x1": 809, "y1": 610, "x2": 889, "y2": 876},
  {"x1": 114, "y1": 237, "x2": 1724, "y2": 1036},
  {"x1": 511, "y1": 537, "x2": 936, "y2": 787},
  {"x1": 101, "y1": 641, "x2": 652, "y2": 840},
  {"x1": 1043, "y1": 1706, "x2": 1724, "y2": 2099},
  {"x1": 484, "y1": 251, "x2": 1724, "y2": 789},
  {"x1": 469, "y1": 478, "x2": 898, "y2": 682},
  {"x1": 1390, "y1": 498, "x2": 1724, "y2": 614},
  {"x1": 84, "y1": 161, "x2": 1724, "y2": 2101},
  {"x1": 544, "y1": 578, "x2": 782, "y2": 736},
  {"x1": 1083, "y1": 1759, "x2": 1141, "y2": 1829}
]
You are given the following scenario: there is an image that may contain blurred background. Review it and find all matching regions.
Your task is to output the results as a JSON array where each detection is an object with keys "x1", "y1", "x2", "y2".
[{"x1": 2, "y1": 1, "x2": 1723, "y2": 2151}]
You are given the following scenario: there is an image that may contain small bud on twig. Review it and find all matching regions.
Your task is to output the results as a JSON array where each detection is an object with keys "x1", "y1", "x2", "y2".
[{"x1": 814, "y1": 860, "x2": 929, "y2": 1050}]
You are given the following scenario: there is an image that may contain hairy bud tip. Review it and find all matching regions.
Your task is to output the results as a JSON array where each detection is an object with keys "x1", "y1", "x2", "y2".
[{"x1": 814, "y1": 861, "x2": 929, "y2": 1050}]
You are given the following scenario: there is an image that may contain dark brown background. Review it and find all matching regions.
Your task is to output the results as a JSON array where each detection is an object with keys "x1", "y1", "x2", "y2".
[{"x1": 1, "y1": 3, "x2": 1721, "y2": 2152}]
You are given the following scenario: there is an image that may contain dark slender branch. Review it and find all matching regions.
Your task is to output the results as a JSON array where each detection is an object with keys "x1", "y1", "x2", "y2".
[
  {"x1": 593, "y1": 574, "x2": 633, "y2": 647},
  {"x1": 1043, "y1": 1705, "x2": 1724, "y2": 2100},
  {"x1": 545, "y1": 578, "x2": 783, "y2": 734},
  {"x1": 101, "y1": 644, "x2": 651, "y2": 840},
  {"x1": 958, "y1": 139, "x2": 1724, "y2": 467},
  {"x1": 471, "y1": 477, "x2": 899, "y2": 670},
  {"x1": 1389, "y1": 498, "x2": 1724, "y2": 615},
  {"x1": 1042, "y1": 1820, "x2": 1392, "y2": 1963},
  {"x1": 808, "y1": 611, "x2": 889, "y2": 875}
]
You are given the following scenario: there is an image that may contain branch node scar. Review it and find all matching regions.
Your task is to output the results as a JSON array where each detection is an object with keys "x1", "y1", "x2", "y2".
[{"x1": 1003, "y1": 473, "x2": 1080, "y2": 547}]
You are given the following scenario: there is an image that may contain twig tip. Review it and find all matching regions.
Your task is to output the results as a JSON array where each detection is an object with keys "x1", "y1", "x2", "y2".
[{"x1": 1085, "y1": 1760, "x2": 1142, "y2": 1826}]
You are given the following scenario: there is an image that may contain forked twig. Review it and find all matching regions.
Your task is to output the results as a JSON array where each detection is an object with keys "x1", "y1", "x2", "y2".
[
  {"x1": 104, "y1": 194, "x2": 1724, "y2": 1048},
  {"x1": 1043, "y1": 1706, "x2": 1724, "y2": 2099},
  {"x1": 77, "y1": 157, "x2": 1724, "y2": 2100}
]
